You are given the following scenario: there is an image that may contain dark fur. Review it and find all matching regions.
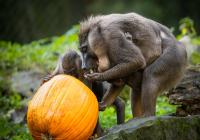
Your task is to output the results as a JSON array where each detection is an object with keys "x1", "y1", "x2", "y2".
[{"x1": 79, "y1": 13, "x2": 187, "y2": 117}]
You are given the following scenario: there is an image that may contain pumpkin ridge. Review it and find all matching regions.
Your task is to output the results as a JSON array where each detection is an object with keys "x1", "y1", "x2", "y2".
[
  {"x1": 31, "y1": 76, "x2": 64, "y2": 136},
  {"x1": 30, "y1": 130, "x2": 42, "y2": 139},
  {"x1": 62, "y1": 85, "x2": 98, "y2": 140},
  {"x1": 74, "y1": 94, "x2": 97, "y2": 139},
  {"x1": 60, "y1": 87, "x2": 94, "y2": 137},
  {"x1": 48, "y1": 77, "x2": 71, "y2": 130},
  {"x1": 41, "y1": 77, "x2": 62, "y2": 135},
  {"x1": 58, "y1": 85, "x2": 89, "y2": 139},
  {"x1": 49, "y1": 77, "x2": 89, "y2": 138},
  {"x1": 40, "y1": 75, "x2": 72, "y2": 139},
  {"x1": 49, "y1": 78, "x2": 74, "y2": 135},
  {"x1": 79, "y1": 91, "x2": 98, "y2": 139},
  {"x1": 27, "y1": 79, "x2": 56, "y2": 134},
  {"x1": 86, "y1": 96, "x2": 98, "y2": 136}
]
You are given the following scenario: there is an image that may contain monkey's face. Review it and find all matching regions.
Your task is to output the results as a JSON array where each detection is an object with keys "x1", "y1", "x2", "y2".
[
  {"x1": 79, "y1": 43, "x2": 98, "y2": 74},
  {"x1": 62, "y1": 51, "x2": 83, "y2": 78}
]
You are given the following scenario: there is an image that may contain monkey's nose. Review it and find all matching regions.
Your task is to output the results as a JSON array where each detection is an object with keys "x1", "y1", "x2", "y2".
[
  {"x1": 81, "y1": 64, "x2": 88, "y2": 71},
  {"x1": 82, "y1": 67, "x2": 87, "y2": 71}
]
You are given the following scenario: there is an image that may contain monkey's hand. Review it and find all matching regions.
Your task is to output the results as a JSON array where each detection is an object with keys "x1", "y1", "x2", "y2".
[
  {"x1": 99, "y1": 102, "x2": 107, "y2": 111},
  {"x1": 88, "y1": 136, "x2": 95, "y2": 140},
  {"x1": 41, "y1": 74, "x2": 53, "y2": 85},
  {"x1": 84, "y1": 73, "x2": 103, "y2": 81}
]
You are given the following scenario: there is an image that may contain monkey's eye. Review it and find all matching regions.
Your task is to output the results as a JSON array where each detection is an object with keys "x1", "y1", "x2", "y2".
[{"x1": 81, "y1": 45, "x2": 87, "y2": 53}]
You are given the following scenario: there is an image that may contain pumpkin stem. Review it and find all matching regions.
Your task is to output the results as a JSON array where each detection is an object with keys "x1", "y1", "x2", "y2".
[{"x1": 41, "y1": 133, "x2": 53, "y2": 140}]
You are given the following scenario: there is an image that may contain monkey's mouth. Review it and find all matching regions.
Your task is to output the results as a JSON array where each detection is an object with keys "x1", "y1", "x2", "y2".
[
  {"x1": 83, "y1": 68, "x2": 96, "y2": 79},
  {"x1": 84, "y1": 69, "x2": 94, "y2": 75}
]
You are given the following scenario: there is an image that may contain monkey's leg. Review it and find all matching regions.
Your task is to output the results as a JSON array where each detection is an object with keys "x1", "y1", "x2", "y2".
[
  {"x1": 99, "y1": 84, "x2": 124, "y2": 111},
  {"x1": 113, "y1": 97, "x2": 125, "y2": 124},
  {"x1": 141, "y1": 75, "x2": 158, "y2": 116},
  {"x1": 92, "y1": 118, "x2": 103, "y2": 137},
  {"x1": 128, "y1": 72, "x2": 143, "y2": 117},
  {"x1": 130, "y1": 89, "x2": 143, "y2": 117},
  {"x1": 141, "y1": 45, "x2": 187, "y2": 117},
  {"x1": 141, "y1": 54, "x2": 168, "y2": 116}
]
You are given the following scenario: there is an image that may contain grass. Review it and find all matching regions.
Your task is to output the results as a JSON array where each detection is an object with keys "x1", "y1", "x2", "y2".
[{"x1": 99, "y1": 96, "x2": 177, "y2": 129}]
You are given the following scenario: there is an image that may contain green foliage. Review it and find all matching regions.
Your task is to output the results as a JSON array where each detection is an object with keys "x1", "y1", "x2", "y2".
[
  {"x1": 0, "y1": 25, "x2": 79, "y2": 72},
  {"x1": 156, "y1": 96, "x2": 177, "y2": 116},
  {"x1": 191, "y1": 37, "x2": 200, "y2": 46},
  {"x1": 100, "y1": 96, "x2": 177, "y2": 129},
  {"x1": 0, "y1": 117, "x2": 31, "y2": 140},
  {"x1": 178, "y1": 17, "x2": 196, "y2": 38},
  {"x1": 191, "y1": 52, "x2": 200, "y2": 65},
  {"x1": 0, "y1": 92, "x2": 21, "y2": 113},
  {"x1": 0, "y1": 85, "x2": 31, "y2": 140},
  {"x1": 177, "y1": 17, "x2": 200, "y2": 65}
]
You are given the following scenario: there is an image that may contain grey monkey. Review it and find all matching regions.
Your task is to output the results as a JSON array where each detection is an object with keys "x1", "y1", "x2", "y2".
[{"x1": 79, "y1": 13, "x2": 187, "y2": 117}]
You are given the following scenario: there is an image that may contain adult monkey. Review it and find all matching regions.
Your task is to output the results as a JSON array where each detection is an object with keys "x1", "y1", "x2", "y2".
[{"x1": 79, "y1": 13, "x2": 187, "y2": 117}]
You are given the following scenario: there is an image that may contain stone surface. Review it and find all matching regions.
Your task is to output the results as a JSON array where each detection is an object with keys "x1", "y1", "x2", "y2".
[
  {"x1": 11, "y1": 70, "x2": 44, "y2": 97},
  {"x1": 8, "y1": 106, "x2": 27, "y2": 124},
  {"x1": 97, "y1": 116, "x2": 200, "y2": 140}
]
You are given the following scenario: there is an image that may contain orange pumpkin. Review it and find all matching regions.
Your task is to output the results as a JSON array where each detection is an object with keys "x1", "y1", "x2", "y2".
[{"x1": 27, "y1": 75, "x2": 98, "y2": 140}]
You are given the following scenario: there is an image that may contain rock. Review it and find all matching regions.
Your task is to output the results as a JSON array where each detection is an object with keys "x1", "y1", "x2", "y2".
[
  {"x1": 167, "y1": 66, "x2": 200, "y2": 116},
  {"x1": 8, "y1": 106, "x2": 27, "y2": 124},
  {"x1": 97, "y1": 115, "x2": 200, "y2": 140},
  {"x1": 11, "y1": 70, "x2": 44, "y2": 97}
]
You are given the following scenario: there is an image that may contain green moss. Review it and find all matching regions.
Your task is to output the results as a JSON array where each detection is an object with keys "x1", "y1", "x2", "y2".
[{"x1": 100, "y1": 96, "x2": 177, "y2": 129}]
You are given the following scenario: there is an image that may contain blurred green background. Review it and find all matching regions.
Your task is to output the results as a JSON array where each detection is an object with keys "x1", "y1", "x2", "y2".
[
  {"x1": 0, "y1": 0, "x2": 200, "y2": 139},
  {"x1": 1, "y1": 0, "x2": 200, "y2": 43}
]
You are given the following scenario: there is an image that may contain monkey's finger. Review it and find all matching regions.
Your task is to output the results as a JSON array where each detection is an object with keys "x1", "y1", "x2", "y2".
[
  {"x1": 42, "y1": 77, "x2": 49, "y2": 82},
  {"x1": 99, "y1": 106, "x2": 106, "y2": 111},
  {"x1": 84, "y1": 73, "x2": 96, "y2": 80},
  {"x1": 44, "y1": 74, "x2": 53, "y2": 81},
  {"x1": 84, "y1": 73, "x2": 88, "y2": 78},
  {"x1": 86, "y1": 73, "x2": 99, "y2": 77}
]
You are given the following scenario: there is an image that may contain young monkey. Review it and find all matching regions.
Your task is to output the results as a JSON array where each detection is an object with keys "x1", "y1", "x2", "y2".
[
  {"x1": 42, "y1": 50, "x2": 82, "y2": 83},
  {"x1": 42, "y1": 50, "x2": 125, "y2": 137}
]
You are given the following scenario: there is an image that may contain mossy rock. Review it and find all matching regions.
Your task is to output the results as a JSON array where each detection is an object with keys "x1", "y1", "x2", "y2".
[{"x1": 97, "y1": 115, "x2": 200, "y2": 140}]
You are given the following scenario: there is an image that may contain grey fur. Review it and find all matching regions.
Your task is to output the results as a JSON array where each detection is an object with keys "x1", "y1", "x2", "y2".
[{"x1": 79, "y1": 13, "x2": 187, "y2": 117}]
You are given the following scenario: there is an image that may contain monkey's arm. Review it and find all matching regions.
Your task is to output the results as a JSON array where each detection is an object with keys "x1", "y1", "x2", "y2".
[
  {"x1": 87, "y1": 46, "x2": 146, "y2": 81},
  {"x1": 51, "y1": 57, "x2": 64, "y2": 76},
  {"x1": 99, "y1": 84, "x2": 124, "y2": 111},
  {"x1": 90, "y1": 62, "x2": 144, "y2": 81},
  {"x1": 42, "y1": 57, "x2": 64, "y2": 84}
]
